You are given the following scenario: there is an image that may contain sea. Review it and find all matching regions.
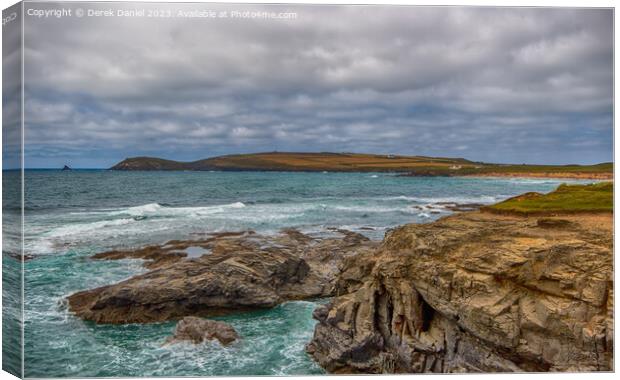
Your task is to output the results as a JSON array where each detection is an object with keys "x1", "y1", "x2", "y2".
[{"x1": 1, "y1": 170, "x2": 595, "y2": 377}]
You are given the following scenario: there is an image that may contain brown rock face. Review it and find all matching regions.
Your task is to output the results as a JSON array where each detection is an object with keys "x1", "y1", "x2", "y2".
[
  {"x1": 90, "y1": 231, "x2": 251, "y2": 269},
  {"x1": 307, "y1": 212, "x2": 613, "y2": 373},
  {"x1": 67, "y1": 229, "x2": 377, "y2": 324},
  {"x1": 165, "y1": 317, "x2": 239, "y2": 346}
]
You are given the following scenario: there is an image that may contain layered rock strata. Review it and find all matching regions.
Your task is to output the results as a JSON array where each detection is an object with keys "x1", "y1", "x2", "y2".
[
  {"x1": 68, "y1": 229, "x2": 377, "y2": 324},
  {"x1": 307, "y1": 212, "x2": 613, "y2": 373}
]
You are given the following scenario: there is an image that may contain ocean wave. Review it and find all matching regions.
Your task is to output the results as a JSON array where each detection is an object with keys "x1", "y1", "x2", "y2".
[
  {"x1": 90, "y1": 202, "x2": 248, "y2": 218},
  {"x1": 31, "y1": 202, "x2": 253, "y2": 254},
  {"x1": 384, "y1": 195, "x2": 500, "y2": 204},
  {"x1": 330, "y1": 204, "x2": 419, "y2": 214},
  {"x1": 30, "y1": 197, "x2": 478, "y2": 256},
  {"x1": 45, "y1": 218, "x2": 136, "y2": 238}
]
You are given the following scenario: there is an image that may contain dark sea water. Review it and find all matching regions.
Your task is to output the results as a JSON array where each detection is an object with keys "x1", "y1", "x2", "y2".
[{"x1": 3, "y1": 170, "x2": 595, "y2": 377}]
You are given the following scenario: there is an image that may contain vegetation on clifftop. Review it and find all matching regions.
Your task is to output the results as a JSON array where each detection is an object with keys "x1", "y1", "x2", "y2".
[
  {"x1": 482, "y1": 182, "x2": 613, "y2": 215},
  {"x1": 110, "y1": 152, "x2": 613, "y2": 178}
]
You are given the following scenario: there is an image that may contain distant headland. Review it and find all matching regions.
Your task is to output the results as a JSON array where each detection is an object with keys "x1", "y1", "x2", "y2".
[{"x1": 109, "y1": 152, "x2": 613, "y2": 180}]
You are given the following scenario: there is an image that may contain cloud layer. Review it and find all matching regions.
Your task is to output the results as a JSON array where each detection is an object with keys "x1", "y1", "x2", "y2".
[{"x1": 22, "y1": 3, "x2": 613, "y2": 168}]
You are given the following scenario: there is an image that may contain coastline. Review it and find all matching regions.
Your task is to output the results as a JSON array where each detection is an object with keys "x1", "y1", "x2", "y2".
[
  {"x1": 109, "y1": 152, "x2": 612, "y2": 180},
  {"x1": 62, "y1": 206, "x2": 614, "y2": 373},
  {"x1": 24, "y1": 175, "x2": 613, "y2": 376},
  {"x1": 23, "y1": 167, "x2": 613, "y2": 181},
  {"x1": 307, "y1": 211, "x2": 613, "y2": 373},
  {"x1": 464, "y1": 172, "x2": 613, "y2": 180}
]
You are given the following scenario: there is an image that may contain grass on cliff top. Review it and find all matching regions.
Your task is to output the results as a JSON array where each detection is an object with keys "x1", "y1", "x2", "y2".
[
  {"x1": 111, "y1": 153, "x2": 612, "y2": 175},
  {"x1": 482, "y1": 182, "x2": 613, "y2": 215}
]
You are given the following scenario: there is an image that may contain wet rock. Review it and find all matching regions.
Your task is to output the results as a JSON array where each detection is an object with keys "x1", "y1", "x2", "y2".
[
  {"x1": 91, "y1": 231, "x2": 252, "y2": 269},
  {"x1": 4, "y1": 251, "x2": 35, "y2": 261},
  {"x1": 412, "y1": 202, "x2": 484, "y2": 214},
  {"x1": 308, "y1": 212, "x2": 613, "y2": 373},
  {"x1": 434, "y1": 202, "x2": 485, "y2": 212},
  {"x1": 165, "y1": 317, "x2": 239, "y2": 346},
  {"x1": 359, "y1": 227, "x2": 376, "y2": 231},
  {"x1": 67, "y1": 229, "x2": 378, "y2": 324}
]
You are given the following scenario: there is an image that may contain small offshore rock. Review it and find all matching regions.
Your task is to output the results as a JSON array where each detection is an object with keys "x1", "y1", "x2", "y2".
[{"x1": 166, "y1": 317, "x2": 239, "y2": 346}]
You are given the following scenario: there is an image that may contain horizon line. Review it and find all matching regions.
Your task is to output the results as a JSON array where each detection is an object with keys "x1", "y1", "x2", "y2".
[
  {"x1": 5, "y1": 161, "x2": 615, "y2": 171},
  {"x1": 3, "y1": 150, "x2": 613, "y2": 171}
]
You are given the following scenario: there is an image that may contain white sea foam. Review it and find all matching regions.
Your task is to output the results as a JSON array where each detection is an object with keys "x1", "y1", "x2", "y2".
[
  {"x1": 385, "y1": 195, "x2": 500, "y2": 204},
  {"x1": 122, "y1": 203, "x2": 162, "y2": 215},
  {"x1": 30, "y1": 202, "x2": 256, "y2": 254},
  {"x1": 31, "y1": 196, "x2": 483, "y2": 257},
  {"x1": 330, "y1": 204, "x2": 419, "y2": 214},
  {"x1": 45, "y1": 218, "x2": 136, "y2": 238},
  {"x1": 224, "y1": 212, "x2": 305, "y2": 222},
  {"x1": 25, "y1": 238, "x2": 56, "y2": 256},
  {"x1": 106, "y1": 202, "x2": 247, "y2": 217}
]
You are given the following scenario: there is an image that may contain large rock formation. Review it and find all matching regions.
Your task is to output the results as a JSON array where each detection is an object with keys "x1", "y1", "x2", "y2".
[
  {"x1": 67, "y1": 229, "x2": 377, "y2": 324},
  {"x1": 307, "y1": 212, "x2": 613, "y2": 373}
]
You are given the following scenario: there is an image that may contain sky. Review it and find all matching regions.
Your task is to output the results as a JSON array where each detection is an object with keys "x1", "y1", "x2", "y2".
[{"x1": 16, "y1": 3, "x2": 614, "y2": 168}]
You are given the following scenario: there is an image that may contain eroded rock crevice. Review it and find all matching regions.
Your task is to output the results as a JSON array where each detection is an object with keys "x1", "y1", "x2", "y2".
[{"x1": 307, "y1": 212, "x2": 613, "y2": 373}]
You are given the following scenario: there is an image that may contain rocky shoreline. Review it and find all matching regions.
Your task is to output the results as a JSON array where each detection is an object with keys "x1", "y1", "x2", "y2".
[
  {"x1": 67, "y1": 209, "x2": 613, "y2": 373},
  {"x1": 306, "y1": 212, "x2": 613, "y2": 373},
  {"x1": 465, "y1": 172, "x2": 613, "y2": 180},
  {"x1": 399, "y1": 171, "x2": 613, "y2": 180},
  {"x1": 67, "y1": 228, "x2": 377, "y2": 324}
]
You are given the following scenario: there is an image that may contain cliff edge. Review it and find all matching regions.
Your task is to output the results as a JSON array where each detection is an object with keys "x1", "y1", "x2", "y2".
[{"x1": 307, "y1": 211, "x2": 613, "y2": 373}]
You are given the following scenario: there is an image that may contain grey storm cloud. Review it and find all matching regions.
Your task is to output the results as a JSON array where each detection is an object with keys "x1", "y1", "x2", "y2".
[{"x1": 19, "y1": 3, "x2": 613, "y2": 168}]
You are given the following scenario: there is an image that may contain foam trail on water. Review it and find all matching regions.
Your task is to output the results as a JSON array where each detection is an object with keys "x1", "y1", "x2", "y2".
[
  {"x1": 384, "y1": 195, "x2": 501, "y2": 203},
  {"x1": 45, "y1": 218, "x2": 136, "y2": 238},
  {"x1": 109, "y1": 202, "x2": 246, "y2": 217}
]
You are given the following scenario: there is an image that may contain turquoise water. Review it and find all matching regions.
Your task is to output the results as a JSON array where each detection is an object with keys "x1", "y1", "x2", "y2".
[
  {"x1": 5, "y1": 170, "x2": 593, "y2": 377},
  {"x1": 3, "y1": 169, "x2": 23, "y2": 377}
]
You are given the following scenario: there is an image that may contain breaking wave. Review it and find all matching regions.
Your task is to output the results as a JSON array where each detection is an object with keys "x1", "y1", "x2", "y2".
[
  {"x1": 384, "y1": 195, "x2": 502, "y2": 204},
  {"x1": 45, "y1": 218, "x2": 136, "y2": 238},
  {"x1": 110, "y1": 202, "x2": 247, "y2": 217}
]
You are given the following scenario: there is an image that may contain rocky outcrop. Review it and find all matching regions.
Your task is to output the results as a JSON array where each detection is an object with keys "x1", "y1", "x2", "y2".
[
  {"x1": 91, "y1": 231, "x2": 250, "y2": 269},
  {"x1": 165, "y1": 317, "x2": 239, "y2": 346},
  {"x1": 67, "y1": 229, "x2": 377, "y2": 324},
  {"x1": 307, "y1": 212, "x2": 613, "y2": 373}
]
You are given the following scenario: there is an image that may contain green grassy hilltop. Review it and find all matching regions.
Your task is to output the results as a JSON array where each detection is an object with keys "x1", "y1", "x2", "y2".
[
  {"x1": 482, "y1": 182, "x2": 613, "y2": 215},
  {"x1": 110, "y1": 152, "x2": 613, "y2": 179}
]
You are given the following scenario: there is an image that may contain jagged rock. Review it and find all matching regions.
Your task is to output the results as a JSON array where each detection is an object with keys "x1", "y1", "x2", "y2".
[
  {"x1": 67, "y1": 229, "x2": 377, "y2": 324},
  {"x1": 165, "y1": 317, "x2": 239, "y2": 346},
  {"x1": 307, "y1": 212, "x2": 613, "y2": 373},
  {"x1": 91, "y1": 231, "x2": 251, "y2": 269},
  {"x1": 435, "y1": 202, "x2": 485, "y2": 212}
]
